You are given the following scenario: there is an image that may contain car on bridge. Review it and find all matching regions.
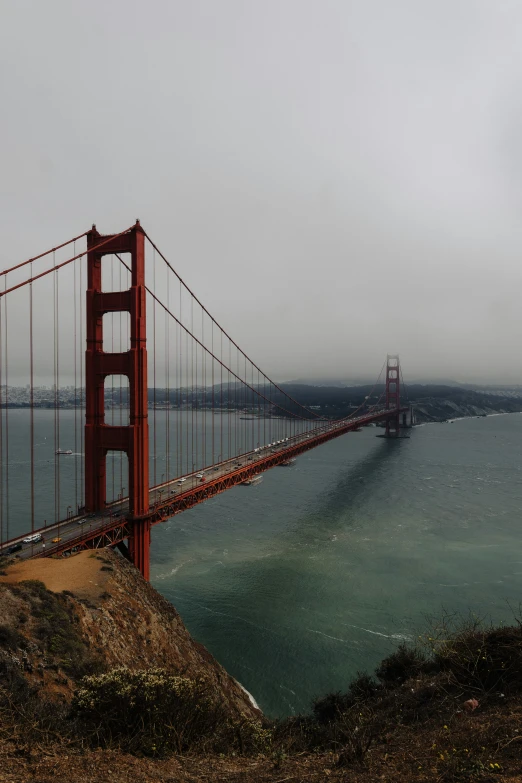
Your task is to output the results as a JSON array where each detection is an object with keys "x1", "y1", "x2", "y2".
[
  {"x1": 23, "y1": 533, "x2": 42, "y2": 544},
  {"x1": 196, "y1": 473, "x2": 205, "y2": 479},
  {"x1": 177, "y1": 478, "x2": 187, "y2": 484},
  {"x1": 6, "y1": 543, "x2": 22, "y2": 554},
  {"x1": 52, "y1": 537, "x2": 62, "y2": 543}
]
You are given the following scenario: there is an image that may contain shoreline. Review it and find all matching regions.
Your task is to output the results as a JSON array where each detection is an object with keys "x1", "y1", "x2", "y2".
[{"x1": 417, "y1": 410, "x2": 522, "y2": 426}]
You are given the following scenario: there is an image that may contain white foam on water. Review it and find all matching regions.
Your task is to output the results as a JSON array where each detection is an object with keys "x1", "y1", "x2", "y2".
[
  {"x1": 438, "y1": 583, "x2": 469, "y2": 587},
  {"x1": 307, "y1": 628, "x2": 351, "y2": 644},
  {"x1": 342, "y1": 622, "x2": 412, "y2": 642},
  {"x1": 236, "y1": 680, "x2": 260, "y2": 711},
  {"x1": 155, "y1": 562, "x2": 189, "y2": 579}
]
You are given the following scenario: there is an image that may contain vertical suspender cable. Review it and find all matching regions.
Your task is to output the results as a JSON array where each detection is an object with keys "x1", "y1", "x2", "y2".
[
  {"x1": 210, "y1": 321, "x2": 216, "y2": 465},
  {"x1": 166, "y1": 265, "x2": 170, "y2": 481},
  {"x1": 119, "y1": 259, "x2": 123, "y2": 498},
  {"x1": 178, "y1": 278, "x2": 182, "y2": 478},
  {"x1": 79, "y1": 251, "x2": 84, "y2": 507},
  {"x1": 111, "y1": 257, "x2": 115, "y2": 501},
  {"x1": 191, "y1": 298, "x2": 194, "y2": 474},
  {"x1": 202, "y1": 308, "x2": 205, "y2": 468},
  {"x1": 74, "y1": 245, "x2": 78, "y2": 513},
  {"x1": 29, "y1": 265, "x2": 34, "y2": 533},
  {"x1": 153, "y1": 248, "x2": 157, "y2": 486},
  {"x1": 234, "y1": 345, "x2": 238, "y2": 457},
  {"x1": 194, "y1": 304, "x2": 197, "y2": 472},
  {"x1": 53, "y1": 252, "x2": 58, "y2": 523},
  {"x1": 186, "y1": 298, "x2": 189, "y2": 476},
  {"x1": 220, "y1": 329, "x2": 223, "y2": 463},
  {"x1": 4, "y1": 278, "x2": 9, "y2": 541},
  {"x1": 226, "y1": 341, "x2": 229, "y2": 461},
  {"x1": 0, "y1": 297, "x2": 3, "y2": 544},
  {"x1": 56, "y1": 252, "x2": 61, "y2": 523},
  {"x1": 263, "y1": 369, "x2": 266, "y2": 448},
  {"x1": 56, "y1": 254, "x2": 60, "y2": 523}
]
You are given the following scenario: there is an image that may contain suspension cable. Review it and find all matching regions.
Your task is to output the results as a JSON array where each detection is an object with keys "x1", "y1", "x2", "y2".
[
  {"x1": 0, "y1": 227, "x2": 135, "y2": 298},
  {"x1": 143, "y1": 233, "x2": 323, "y2": 420},
  {"x1": 0, "y1": 231, "x2": 88, "y2": 277},
  {"x1": 113, "y1": 253, "x2": 318, "y2": 423}
]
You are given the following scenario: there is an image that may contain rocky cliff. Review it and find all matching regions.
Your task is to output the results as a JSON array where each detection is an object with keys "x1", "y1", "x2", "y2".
[{"x1": 0, "y1": 549, "x2": 258, "y2": 720}]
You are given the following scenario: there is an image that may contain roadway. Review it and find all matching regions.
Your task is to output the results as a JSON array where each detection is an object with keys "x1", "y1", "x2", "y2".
[{"x1": 0, "y1": 409, "x2": 398, "y2": 562}]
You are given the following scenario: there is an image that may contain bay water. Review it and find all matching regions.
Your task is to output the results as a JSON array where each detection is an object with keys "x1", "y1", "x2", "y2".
[
  {"x1": 2, "y1": 410, "x2": 522, "y2": 716},
  {"x1": 150, "y1": 414, "x2": 522, "y2": 716}
]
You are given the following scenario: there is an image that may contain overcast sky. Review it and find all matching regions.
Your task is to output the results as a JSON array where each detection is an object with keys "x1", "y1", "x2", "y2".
[{"x1": 1, "y1": 0, "x2": 522, "y2": 384}]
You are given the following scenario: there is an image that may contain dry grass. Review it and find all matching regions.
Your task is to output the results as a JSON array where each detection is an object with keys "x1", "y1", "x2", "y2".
[{"x1": 0, "y1": 550, "x2": 111, "y2": 599}]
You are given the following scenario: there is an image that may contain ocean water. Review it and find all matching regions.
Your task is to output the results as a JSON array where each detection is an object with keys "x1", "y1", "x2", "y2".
[
  {"x1": 2, "y1": 410, "x2": 522, "y2": 717},
  {"x1": 150, "y1": 414, "x2": 522, "y2": 717}
]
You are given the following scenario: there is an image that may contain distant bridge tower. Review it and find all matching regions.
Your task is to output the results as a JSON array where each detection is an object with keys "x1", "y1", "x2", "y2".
[
  {"x1": 84, "y1": 221, "x2": 150, "y2": 578},
  {"x1": 385, "y1": 354, "x2": 401, "y2": 437}
]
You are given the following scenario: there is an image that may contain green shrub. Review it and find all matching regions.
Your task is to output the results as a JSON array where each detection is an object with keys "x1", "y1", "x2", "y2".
[
  {"x1": 311, "y1": 672, "x2": 379, "y2": 726},
  {"x1": 375, "y1": 643, "x2": 432, "y2": 684},
  {"x1": 312, "y1": 691, "x2": 353, "y2": 724},
  {"x1": 348, "y1": 671, "x2": 379, "y2": 700},
  {"x1": 0, "y1": 624, "x2": 25, "y2": 651},
  {"x1": 72, "y1": 666, "x2": 269, "y2": 756},
  {"x1": 435, "y1": 625, "x2": 522, "y2": 693},
  {"x1": 14, "y1": 579, "x2": 101, "y2": 678},
  {"x1": 335, "y1": 707, "x2": 375, "y2": 767}
]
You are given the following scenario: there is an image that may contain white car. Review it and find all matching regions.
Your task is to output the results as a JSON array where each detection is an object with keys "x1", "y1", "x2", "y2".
[
  {"x1": 23, "y1": 533, "x2": 42, "y2": 544},
  {"x1": 177, "y1": 478, "x2": 187, "y2": 484},
  {"x1": 196, "y1": 473, "x2": 204, "y2": 479}
]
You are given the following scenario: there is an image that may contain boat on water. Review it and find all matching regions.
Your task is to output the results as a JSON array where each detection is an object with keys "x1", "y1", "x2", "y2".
[
  {"x1": 56, "y1": 448, "x2": 73, "y2": 455},
  {"x1": 278, "y1": 458, "x2": 296, "y2": 466},
  {"x1": 241, "y1": 475, "x2": 263, "y2": 486}
]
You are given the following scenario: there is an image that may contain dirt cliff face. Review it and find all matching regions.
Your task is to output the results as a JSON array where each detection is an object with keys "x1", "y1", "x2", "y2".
[
  {"x1": 0, "y1": 549, "x2": 259, "y2": 720},
  {"x1": 75, "y1": 550, "x2": 259, "y2": 718}
]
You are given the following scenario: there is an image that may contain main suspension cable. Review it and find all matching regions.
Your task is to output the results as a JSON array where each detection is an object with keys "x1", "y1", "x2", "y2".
[
  {"x1": 0, "y1": 227, "x2": 135, "y2": 298},
  {"x1": 143, "y1": 233, "x2": 322, "y2": 420},
  {"x1": 113, "y1": 252, "x2": 316, "y2": 423},
  {"x1": 0, "y1": 231, "x2": 87, "y2": 277}
]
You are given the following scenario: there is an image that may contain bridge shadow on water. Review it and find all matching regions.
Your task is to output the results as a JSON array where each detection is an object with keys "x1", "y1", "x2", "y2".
[
  {"x1": 286, "y1": 433, "x2": 409, "y2": 544},
  {"x1": 153, "y1": 434, "x2": 414, "y2": 717}
]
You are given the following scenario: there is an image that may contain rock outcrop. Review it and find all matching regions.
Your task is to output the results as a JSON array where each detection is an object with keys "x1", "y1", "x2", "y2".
[{"x1": 0, "y1": 549, "x2": 259, "y2": 720}]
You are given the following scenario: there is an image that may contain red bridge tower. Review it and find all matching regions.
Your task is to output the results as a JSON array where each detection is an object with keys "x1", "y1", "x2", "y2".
[
  {"x1": 385, "y1": 354, "x2": 401, "y2": 437},
  {"x1": 85, "y1": 221, "x2": 151, "y2": 578}
]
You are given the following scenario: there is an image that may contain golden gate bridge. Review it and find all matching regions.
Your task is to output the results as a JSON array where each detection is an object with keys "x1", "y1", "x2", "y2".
[{"x1": 0, "y1": 221, "x2": 408, "y2": 579}]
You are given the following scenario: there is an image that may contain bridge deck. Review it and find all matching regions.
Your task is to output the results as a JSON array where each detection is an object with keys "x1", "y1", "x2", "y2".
[{"x1": 2, "y1": 408, "x2": 407, "y2": 562}]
